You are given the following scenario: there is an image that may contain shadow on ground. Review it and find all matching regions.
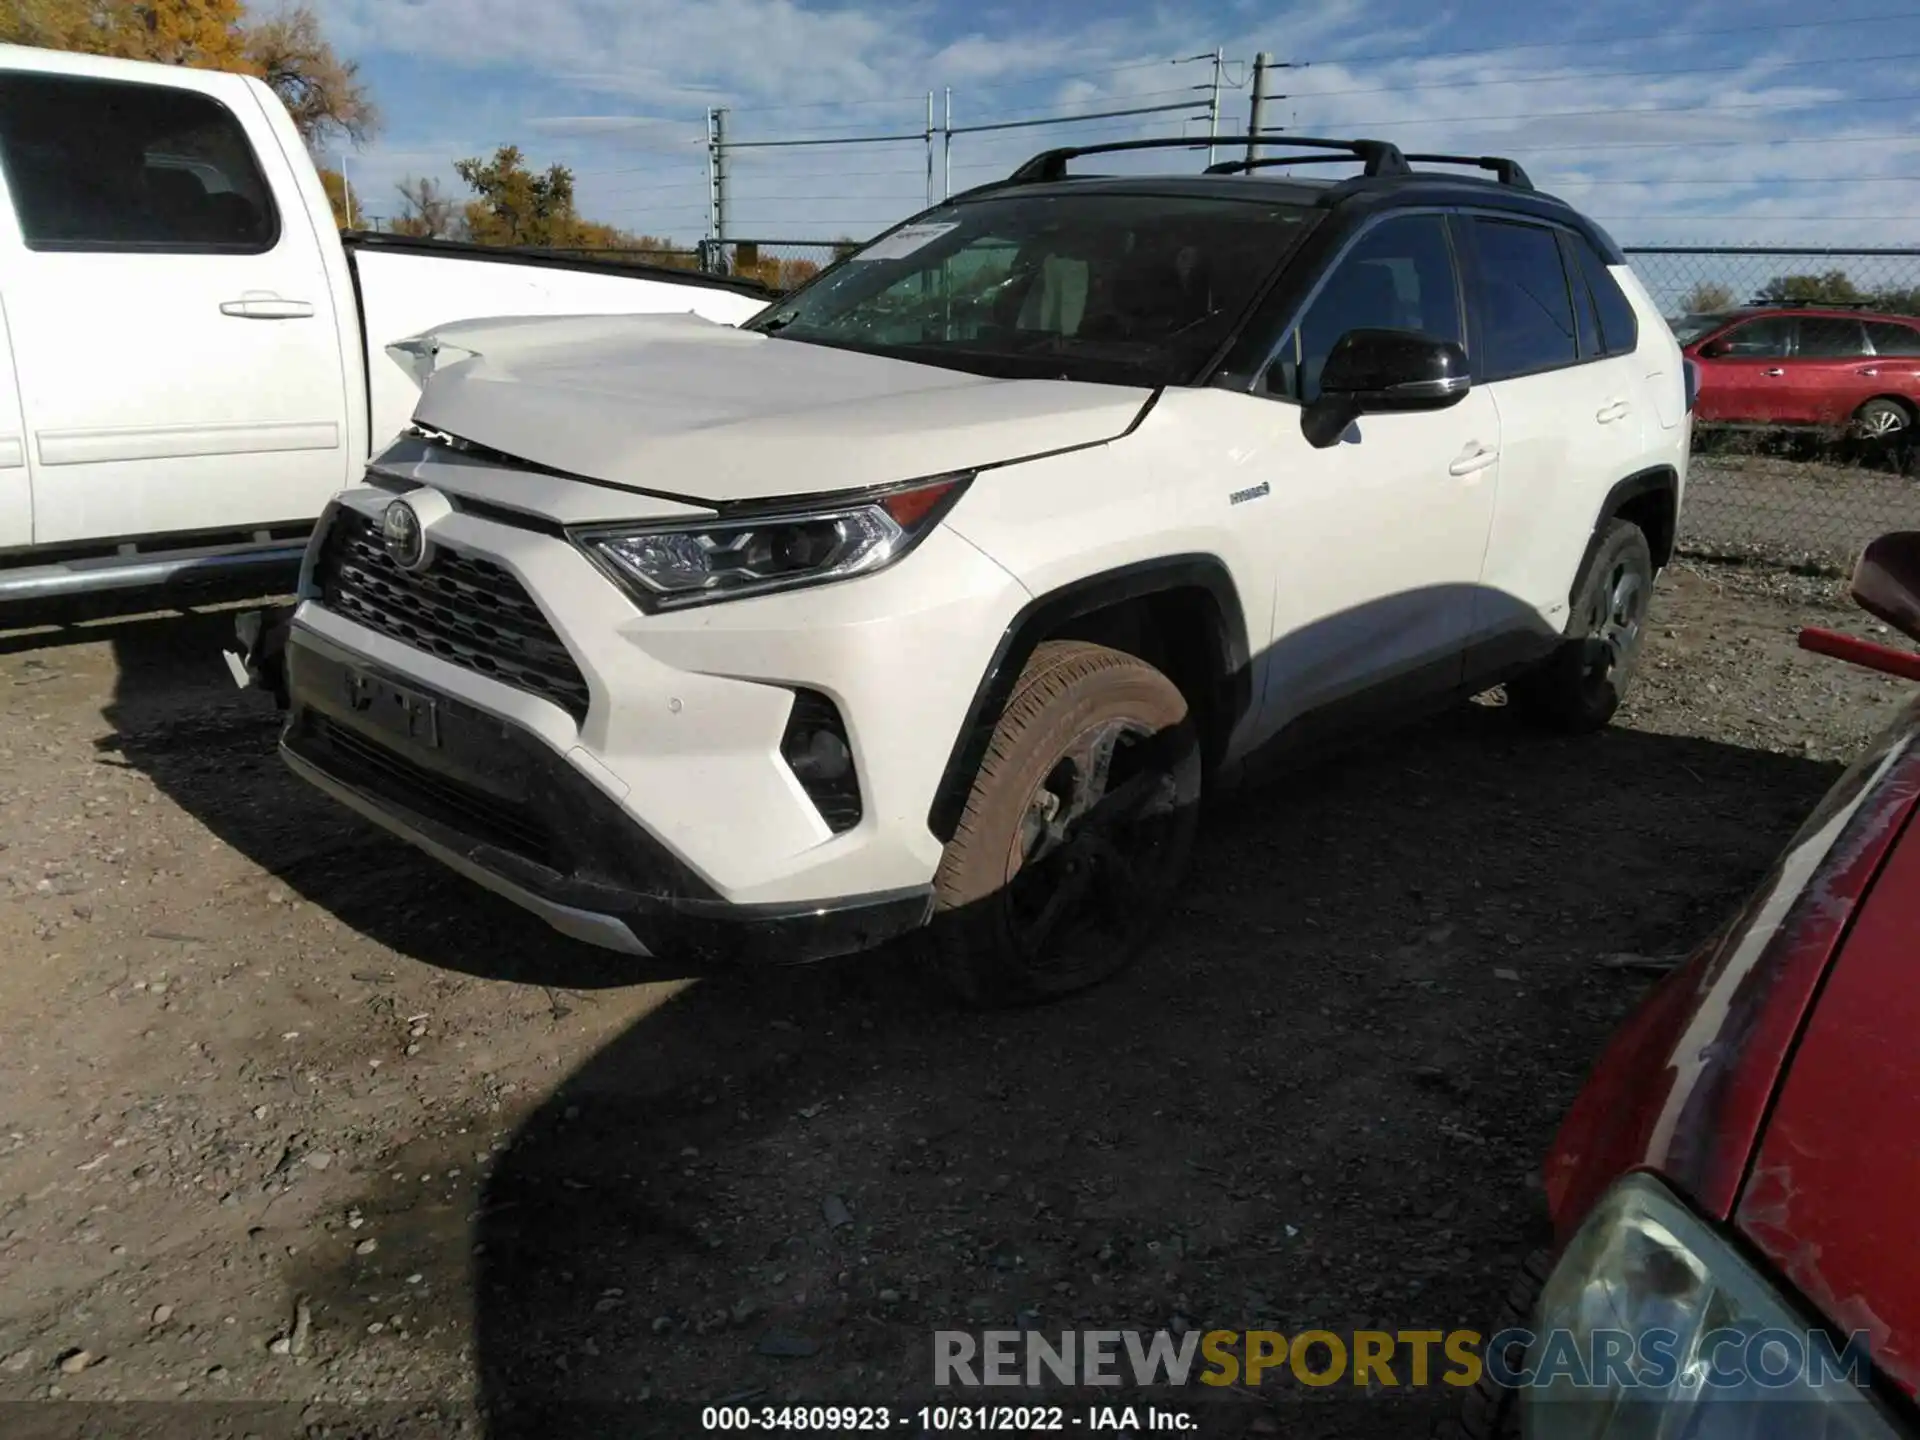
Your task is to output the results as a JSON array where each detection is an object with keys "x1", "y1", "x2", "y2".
[{"x1": 81, "y1": 611, "x2": 1844, "y2": 1437}]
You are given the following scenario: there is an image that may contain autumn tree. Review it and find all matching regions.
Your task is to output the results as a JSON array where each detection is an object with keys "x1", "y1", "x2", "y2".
[
  {"x1": 242, "y1": 4, "x2": 376, "y2": 148},
  {"x1": 1679, "y1": 280, "x2": 1735, "y2": 313},
  {"x1": 2, "y1": 0, "x2": 378, "y2": 154},
  {"x1": 392, "y1": 174, "x2": 461, "y2": 239},
  {"x1": 317, "y1": 165, "x2": 359, "y2": 228},
  {"x1": 3, "y1": 0, "x2": 251, "y2": 66},
  {"x1": 453, "y1": 145, "x2": 585, "y2": 247}
]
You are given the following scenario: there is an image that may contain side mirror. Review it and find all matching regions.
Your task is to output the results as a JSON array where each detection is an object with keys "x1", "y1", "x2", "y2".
[
  {"x1": 1852, "y1": 531, "x2": 1920, "y2": 645},
  {"x1": 1698, "y1": 340, "x2": 1726, "y2": 359},
  {"x1": 1302, "y1": 328, "x2": 1472, "y2": 449}
]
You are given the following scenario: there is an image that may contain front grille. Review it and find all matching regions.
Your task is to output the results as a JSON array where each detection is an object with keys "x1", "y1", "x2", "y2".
[
  {"x1": 315, "y1": 509, "x2": 591, "y2": 722},
  {"x1": 300, "y1": 714, "x2": 556, "y2": 869}
]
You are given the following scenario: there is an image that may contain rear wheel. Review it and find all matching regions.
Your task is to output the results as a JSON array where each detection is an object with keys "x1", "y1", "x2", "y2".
[
  {"x1": 929, "y1": 641, "x2": 1201, "y2": 1007},
  {"x1": 1852, "y1": 396, "x2": 1914, "y2": 442},
  {"x1": 1508, "y1": 519, "x2": 1654, "y2": 733}
]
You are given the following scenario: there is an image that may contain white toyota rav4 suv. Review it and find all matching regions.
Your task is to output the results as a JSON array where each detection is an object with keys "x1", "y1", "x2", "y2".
[{"x1": 257, "y1": 137, "x2": 1694, "y2": 1005}]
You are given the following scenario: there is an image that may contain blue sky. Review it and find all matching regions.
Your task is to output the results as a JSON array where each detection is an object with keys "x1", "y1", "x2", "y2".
[{"x1": 308, "y1": 0, "x2": 1920, "y2": 250}]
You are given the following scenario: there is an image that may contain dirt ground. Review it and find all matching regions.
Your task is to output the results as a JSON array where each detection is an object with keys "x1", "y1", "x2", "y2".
[{"x1": 0, "y1": 556, "x2": 1910, "y2": 1439}]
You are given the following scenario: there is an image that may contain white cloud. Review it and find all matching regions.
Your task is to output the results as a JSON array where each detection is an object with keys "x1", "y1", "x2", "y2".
[{"x1": 311, "y1": 0, "x2": 1920, "y2": 252}]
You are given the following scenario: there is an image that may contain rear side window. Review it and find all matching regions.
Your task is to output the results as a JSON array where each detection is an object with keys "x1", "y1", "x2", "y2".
[
  {"x1": 1797, "y1": 317, "x2": 1869, "y2": 358},
  {"x1": 0, "y1": 73, "x2": 278, "y2": 253},
  {"x1": 1469, "y1": 217, "x2": 1577, "y2": 380},
  {"x1": 1570, "y1": 234, "x2": 1639, "y2": 357},
  {"x1": 1868, "y1": 320, "x2": 1920, "y2": 356}
]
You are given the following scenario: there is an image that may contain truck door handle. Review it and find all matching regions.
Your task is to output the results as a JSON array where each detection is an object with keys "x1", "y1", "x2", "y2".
[
  {"x1": 220, "y1": 295, "x2": 315, "y2": 320},
  {"x1": 1448, "y1": 444, "x2": 1499, "y2": 477},
  {"x1": 1595, "y1": 400, "x2": 1630, "y2": 424},
  {"x1": 1860, "y1": 366, "x2": 1881, "y2": 377},
  {"x1": 1763, "y1": 367, "x2": 1786, "y2": 377}
]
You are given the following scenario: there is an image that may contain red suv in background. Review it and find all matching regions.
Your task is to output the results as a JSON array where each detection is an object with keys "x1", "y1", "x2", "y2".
[{"x1": 1675, "y1": 304, "x2": 1920, "y2": 440}]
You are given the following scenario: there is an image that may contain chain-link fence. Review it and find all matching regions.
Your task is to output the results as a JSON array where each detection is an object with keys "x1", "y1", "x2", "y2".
[
  {"x1": 1618, "y1": 247, "x2": 1920, "y2": 572},
  {"x1": 705, "y1": 239, "x2": 857, "y2": 290}
]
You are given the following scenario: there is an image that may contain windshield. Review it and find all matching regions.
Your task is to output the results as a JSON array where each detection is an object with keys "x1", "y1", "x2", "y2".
[
  {"x1": 749, "y1": 191, "x2": 1318, "y2": 386},
  {"x1": 1670, "y1": 312, "x2": 1732, "y2": 344}
]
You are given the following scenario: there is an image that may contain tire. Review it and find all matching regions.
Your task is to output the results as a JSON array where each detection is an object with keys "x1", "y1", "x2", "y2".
[
  {"x1": 1432, "y1": 1248, "x2": 1550, "y2": 1440},
  {"x1": 1852, "y1": 396, "x2": 1914, "y2": 442},
  {"x1": 928, "y1": 640, "x2": 1202, "y2": 1007},
  {"x1": 1508, "y1": 519, "x2": 1654, "y2": 734}
]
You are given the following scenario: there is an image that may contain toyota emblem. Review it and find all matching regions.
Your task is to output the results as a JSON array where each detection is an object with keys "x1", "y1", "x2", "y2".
[{"x1": 381, "y1": 499, "x2": 428, "y2": 571}]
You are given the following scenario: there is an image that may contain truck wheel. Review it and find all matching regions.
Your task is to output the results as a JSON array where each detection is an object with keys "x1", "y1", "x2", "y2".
[
  {"x1": 1509, "y1": 519, "x2": 1654, "y2": 734},
  {"x1": 929, "y1": 640, "x2": 1201, "y2": 1007}
]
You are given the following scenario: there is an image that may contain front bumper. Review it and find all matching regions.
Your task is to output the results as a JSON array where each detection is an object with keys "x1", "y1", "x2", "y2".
[{"x1": 280, "y1": 629, "x2": 932, "y2": 962}]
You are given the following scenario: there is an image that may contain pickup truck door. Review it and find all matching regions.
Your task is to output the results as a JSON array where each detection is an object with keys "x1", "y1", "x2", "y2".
[{"x1": 0, "y1": 66, "x2": 351, "y2": 546}]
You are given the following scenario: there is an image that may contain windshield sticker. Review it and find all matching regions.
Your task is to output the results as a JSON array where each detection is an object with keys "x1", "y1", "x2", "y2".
[{"x1": 852, "y1": 222, "x2": 959, "y2": 262}]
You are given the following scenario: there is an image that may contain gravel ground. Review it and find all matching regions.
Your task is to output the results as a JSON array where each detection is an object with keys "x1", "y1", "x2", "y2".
[
  {"x1": 1684, "y1": 446, "x2": 1920, "y2": 571},
  {"x1": 0, "y1": 555, "x2": 1910, "y2": 1439}
]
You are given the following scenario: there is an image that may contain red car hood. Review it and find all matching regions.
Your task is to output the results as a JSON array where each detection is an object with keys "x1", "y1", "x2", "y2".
[{"x1": 1735, "y1": 807, "x2": 1920, "y2": 1398}]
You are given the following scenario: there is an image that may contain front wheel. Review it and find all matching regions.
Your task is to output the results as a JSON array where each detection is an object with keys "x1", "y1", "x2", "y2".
[
  {"x1": 928, "y1": 641, "x2": 1201, "y2": 1007},
  {"x1": 1508, "y1": 519, "x2": 1654, "y2": 733}
]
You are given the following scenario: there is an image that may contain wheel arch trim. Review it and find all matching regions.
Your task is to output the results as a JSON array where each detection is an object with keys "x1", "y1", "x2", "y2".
[{"x1": 925, "y1": 555, "x2": 1252, "y2": 843}]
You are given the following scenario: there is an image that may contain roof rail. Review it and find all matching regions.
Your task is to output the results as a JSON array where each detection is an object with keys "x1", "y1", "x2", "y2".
[
  {"x1": 1400, "y1": 152, "x2": 1534, "y2": 190},
  {"x1": 1007, "y1": 134, "x2": 1409, "y2": 184},
  {"x1": 1204, "y1": 137, "x2": 1410, "y2": 177},
  {"x1": 1747, "y1": 297, "x2": 1875, "y2": 310},
  {"x1": 1006, "y1": 137, "x2": 1218, "y2": 183}
]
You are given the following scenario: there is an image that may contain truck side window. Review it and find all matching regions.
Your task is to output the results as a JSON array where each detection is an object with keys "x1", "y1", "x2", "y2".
[
  {"x1": 0, "y1": 73, "x2": 278, "y2": 253},
  {"x1": 1273, "y1": 212, "x2": 1463, "y2": 403}
]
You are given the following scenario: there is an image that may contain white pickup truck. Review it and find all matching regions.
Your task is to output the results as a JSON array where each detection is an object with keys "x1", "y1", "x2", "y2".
[{"x1": 0, "y1": 44, "x2": 770, "y2": 606}]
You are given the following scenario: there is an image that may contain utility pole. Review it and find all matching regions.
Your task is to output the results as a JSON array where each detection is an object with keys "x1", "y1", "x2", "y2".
[
  {"x1": 342, "y1": 153, "x2": 355, "y2": 228},
  {"x1": 705, "y1": 107, "x2": 728, "y2": 273},
  {"x1": 942, "y1": 87, "x2": 952, "y2": 201},
  {"x1": 1205, "y1": 48, "x2": 1224, "y2": 168},
  {"x1": 925, "y1": 91, "x2": 936, "y2": 208},
  {"x1": 1246, "y1": 52, "x2": 1270, "y2": 165}
]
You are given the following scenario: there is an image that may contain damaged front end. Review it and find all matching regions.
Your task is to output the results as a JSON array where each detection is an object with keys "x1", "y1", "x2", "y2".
[{"x1": 223, "y1": 603, "x2": 298, "y2": 709}]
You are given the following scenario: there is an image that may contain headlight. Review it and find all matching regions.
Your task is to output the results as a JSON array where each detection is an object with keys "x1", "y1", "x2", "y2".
[
  {"x1": 1522, "y1": 1174, "x2": 1899, "y2": 1438},
  {"x1": 574, "y1": 473, "x2": 970, "y2": 611}
]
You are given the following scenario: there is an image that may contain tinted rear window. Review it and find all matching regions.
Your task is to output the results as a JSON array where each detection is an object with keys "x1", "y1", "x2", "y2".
[
  {"x1": 1868, "y1": 320, "x2": 1920, "y2": 356},
  {"x1": 1570, "y1": 234, "x2": 1639, "y2": 357}
]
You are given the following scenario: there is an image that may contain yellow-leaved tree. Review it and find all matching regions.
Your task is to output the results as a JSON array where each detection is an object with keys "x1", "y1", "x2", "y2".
[{"x1": 1, "y1": 0, "x2": 378, "y2": 224}]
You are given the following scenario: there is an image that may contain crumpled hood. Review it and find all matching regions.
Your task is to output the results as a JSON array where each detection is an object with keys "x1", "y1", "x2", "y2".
[{"x1": 400, "y1": 311, "x2": 1153, "y2": 505}]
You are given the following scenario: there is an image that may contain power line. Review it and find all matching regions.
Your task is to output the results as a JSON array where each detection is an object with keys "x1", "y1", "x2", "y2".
[
  {"x1": 1291, "y1": 47, "x2": 1920, "y2": 100},
  {"x1": 1512, "y1": 131, "x2": 1920, "y2": 153},
  {"x1": 1552, "y1": 175, "x2": 1920, "y2": 185},
  {"x1": 1319, "y1": 90, "x2": 1920, "y2": 129},
  {"x1": 1303, "y1": 8, "x2": 1920, "y2": 71}
]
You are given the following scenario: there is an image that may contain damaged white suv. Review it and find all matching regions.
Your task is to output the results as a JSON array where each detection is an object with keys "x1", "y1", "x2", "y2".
[{"x1": 256, "y1": 137, "x2": 1692, "y2": 1004}]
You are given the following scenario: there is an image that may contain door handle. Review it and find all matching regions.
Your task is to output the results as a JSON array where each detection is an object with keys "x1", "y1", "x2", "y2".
[
  {"x1": 1763, "y1": 367, "x2": 1786, "y2": 377},
  {"x1": 1448, "y1": 445, "x2": 1499, "y2": 477},
  {"x1": 1595, "y1": 400, "x2": 1630, "y2": 424},
  {"x1": 220, "y1": 295, "x2": 315, "y2": 320},
  {"x1": 1860, "y1": 367, "x2": 1881, "y2": 377}
]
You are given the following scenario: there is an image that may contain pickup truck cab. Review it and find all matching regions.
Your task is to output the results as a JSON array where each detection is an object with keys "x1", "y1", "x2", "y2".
[{"x1": 0, "y1": 45, "x2": 768, "y2": 606}]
